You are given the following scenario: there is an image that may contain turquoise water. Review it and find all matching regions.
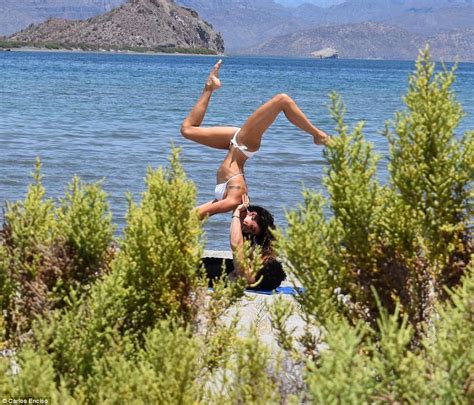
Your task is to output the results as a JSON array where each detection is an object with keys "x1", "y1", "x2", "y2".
[{"x1": 1, "y1": 52, "x2": 473, "y2": 249}]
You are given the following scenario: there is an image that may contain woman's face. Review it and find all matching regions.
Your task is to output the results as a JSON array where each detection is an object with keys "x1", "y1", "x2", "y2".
[{"x1": 242, "y1": 211, "x2": 261, "y2": 235}]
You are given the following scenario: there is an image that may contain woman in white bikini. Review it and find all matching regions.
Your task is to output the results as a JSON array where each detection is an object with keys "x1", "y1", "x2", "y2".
[{"x1": 181, "y1": 59, "x2": 330, "y2": 233}]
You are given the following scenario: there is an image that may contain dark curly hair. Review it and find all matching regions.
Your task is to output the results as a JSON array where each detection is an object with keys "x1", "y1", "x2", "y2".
[
  {"x1": 243, "y1": 205, "x2": 276, "y2": 257},
  {"x1": 241, "y1": 205, "x2": 286, "y2": 289}
]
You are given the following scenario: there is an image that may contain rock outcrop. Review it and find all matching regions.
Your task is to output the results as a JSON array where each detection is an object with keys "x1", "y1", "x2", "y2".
[
  {"x1": 311, "y1": 47, "x2": 338, "y2": 59},
  {"x1": 176, "y1": 0, "x2": 473, "y2": 54},
  {"x1": 242, "y1": 22, "x2": 474, "y2": 61},
  {"x1": 9, "y1": 0, "x2": 224, "y2": 53},
  {"x1": 177, "y1": 0, "x2": 306, "y2": 50}
]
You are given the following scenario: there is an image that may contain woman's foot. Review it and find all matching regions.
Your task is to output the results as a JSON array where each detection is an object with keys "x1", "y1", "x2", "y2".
[
  {"x1": 313, "y1": 129, "x2": 331, "y2": 146},
  {"x1": 205, "y1": 59, "x2": 222, "y2": 91}
]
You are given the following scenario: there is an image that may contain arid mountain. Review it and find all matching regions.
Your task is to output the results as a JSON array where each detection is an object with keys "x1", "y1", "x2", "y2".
[
  {"x1": 2, "y1": 0, "x2": 471, "y2": 58},
  {"x1": 428, "y1": 28, "x2": 474, "y2": 61},
  {"x1": 304, "y1": 0, "x2": 473, "y2": 34},
  {"x1": 176, "y1": 0, "x2": 473, "y2": 51},
  {"x1": 9, "y1": 0, "x2": 224, "y2": 53},
  {"x1": 242, "y1": 22, "x2": 474, "y2": 61},
  {"x1": 388, "y1": 5, "x2": 474, "y2": 35},
  {"x1": 0, "y1": 0, "x2": 126, "y2": 36},
  {"x1": 176, "y1": 0, "x2": 305, "y2": 50}
]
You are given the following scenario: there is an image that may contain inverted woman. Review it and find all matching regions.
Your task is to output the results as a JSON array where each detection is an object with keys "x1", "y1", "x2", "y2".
[{"x1": 181, "y1": 59, "x2": 330, "y2": 230}]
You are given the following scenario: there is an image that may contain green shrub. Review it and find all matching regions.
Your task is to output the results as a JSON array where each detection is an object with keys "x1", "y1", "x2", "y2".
[
  {"x1": 24, "y1": 149, "x2": 205, "y2": 392},
  {"x1": 427, "y1": 266, "x2": 474, "y2": 403},
  {"x1": 1, "y1": 49, "x2": 472, "y2": 403},
  {"x1": 1, "y1": 347, "x2": 57, "y2": 401},
  {"x1": 119, "y1": 148, "x2": 204, "y2": 328},
  {"x1": 276, "y1": 192, "x2": 345, "y2": 326},
  {"x1": 384, "y1": 47, "x2": 473, "y2": 279},
  {"x1": 56, "y1": 176, "x2": 114, "y2": 284},
  {"x1": 0, "y1": 160, "x2": 114, "y2": 344},
  {"x1": 304, "y1": 268, "x2": 474, "y2": 404},
  {"x1": 4, "y1": 159, "x2": 56, "y2": 254},
  {"x1": 1, "y1": 160, "x2": 57, "y2": 342},
  {"x1": 305, "y1": 319, "x2": 375, "y2": 403},
  {"x1": 209, "y1": 327, "x2": 282, "y2": 405},
  {"x1": 33, "y1": 271, "x2": 128, "y2": 389},
  {"x1": 278, "y1": 48, "x2": 472, "y2": 338},
  {"x1": 84, "y1": 321, "x2": 201, "y2": 404}
]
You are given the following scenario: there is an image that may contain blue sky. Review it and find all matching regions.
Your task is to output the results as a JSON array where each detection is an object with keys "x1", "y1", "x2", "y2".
[{"x1": 274, "y1": 0, "x2": 346, "y2": 7}]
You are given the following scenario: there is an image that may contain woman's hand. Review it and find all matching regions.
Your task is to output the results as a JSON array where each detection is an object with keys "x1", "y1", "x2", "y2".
[{"x1": 233, "y1": 194, "x2": 249, "y2": 218}]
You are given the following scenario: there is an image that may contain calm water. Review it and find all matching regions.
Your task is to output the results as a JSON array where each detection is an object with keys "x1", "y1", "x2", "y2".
[{"x1": 1, "y1": 52, "x2": 473, "y2": 249}]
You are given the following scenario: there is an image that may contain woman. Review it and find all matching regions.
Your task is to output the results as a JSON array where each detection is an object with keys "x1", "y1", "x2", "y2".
[
  {"x1": 180, "y1": 59, "x2": 330, "y2": 232},
  {"x1": 228, "y1": 194, "x2": 286, "y2": 290}
]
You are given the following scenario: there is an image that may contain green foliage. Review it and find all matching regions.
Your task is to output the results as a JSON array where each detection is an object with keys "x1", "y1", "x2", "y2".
[
  {"x1": 325, "y1": 92, "x2": 383, "y2": 271},
  {"x1": 85, "y1": 321, "x2": 201, "y2": 404},
  {"x1": 210, "y1": 327, "x2": 281, "y2": 405},
  {"x1": 197, "y1": 273, "x2": 245, "y2": 373},
  {"x1": 34, "y1": 271, "x2": 128, "y2": 388},
  {"x1": 305, "y1": 268, "x2": 474, "y2": 403},
  {"x1": 379, "y1": 47, "x2": 473, "y2": 326},
  {"x1": 57, "y1": 176, "x2": 114, "y2": 276},
  {"x1": 278, "y1": 48, "x2": 472, "y2": 336},
  {"x1": 4, "y1": 158, "x2": 56, "y2": 254},
  {"x1": 370, "y1": 304, "x2": 430, "y2": 402},
  {"x1": 19, "y1": 149, "x2": 205, "y2": 393},
  {"x1": 427, "y1": 266, "x2": 474, "y2": 403},
  {"x1": 276, "y1": 192, "x2": 344, "y2": 326},
  {"x1": 2, "y1": 347, "x2": 58, "y2": 401},
  {"x1": 306, "y1": 319, "x2": 375, "y2": 403},
  {"x1": 1, "y1": 49, "x2": 472, "y2": 403},
  {"x1": 0, "y1": 160, "x2": 114, "y2": 344},
  {"x1": 1, "y1": 160, "x2": 58, "y2": 342},
  {"x1": 385, "y1": 46, "x2": 473, "y2": 273},
  {"x1": 119, "y1": 148, "x2": 204, "y2": 327}
]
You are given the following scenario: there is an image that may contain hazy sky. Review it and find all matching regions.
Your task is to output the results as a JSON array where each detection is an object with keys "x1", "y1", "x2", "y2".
[{"x1": 274, "y1": 0, "x2": 346, "y2": 7}]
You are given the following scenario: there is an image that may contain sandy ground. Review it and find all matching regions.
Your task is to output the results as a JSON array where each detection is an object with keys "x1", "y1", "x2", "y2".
[{"x1": 204, "y1": 250, "x2": 316, "y2": 350}]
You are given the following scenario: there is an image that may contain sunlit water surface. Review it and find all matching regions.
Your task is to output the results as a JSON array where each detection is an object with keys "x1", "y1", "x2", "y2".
[{"x1": 1, "y1": 52, "x2": 473, "y2": 249}]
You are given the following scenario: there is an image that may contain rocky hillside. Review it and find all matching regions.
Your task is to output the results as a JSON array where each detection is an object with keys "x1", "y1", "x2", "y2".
[
  {"x1": 3, "y1": 0, "x2": 471, "y2": 58},
  {"x1": 9, "y1": 0, "x2": 224, "y2": 53},
  {"x1": 177, "y1": 0, "x2": 473, "y2": 53},
  {"x1": 0, "y1": 0, "x2": 126, "y2": 36},
  {"x1": 310, "y1": 0, "x2": 474, "y2": 35},
  {"x1": 428, "y1": 28, "x2": 474, "y2": 62},
  {"x1": 245, "y1": 22, "x2": 422, "y2": 59},
  {"x1": 176, "y1": 0, "x2": 307, "y2": 50},
  {"x1": 243, "y1": 22, "x2": 474, "y2": 61}
]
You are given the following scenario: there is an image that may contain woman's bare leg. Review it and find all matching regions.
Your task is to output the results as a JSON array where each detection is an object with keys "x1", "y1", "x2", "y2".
[
  {"x1": 181, "y1": 60, "x2": 239, "y2": 150},
  {"x1": 238, "y1": 93, "x2": 330, "y2": 152}
]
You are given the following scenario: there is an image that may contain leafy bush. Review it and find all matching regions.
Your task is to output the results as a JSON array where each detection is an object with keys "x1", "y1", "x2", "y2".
[
  {"x1": 0, "y1": 160, "x2": 113, "y2": 344},
  {"x1": 83, "y1": 321, "x2": 201, "y2": 404},
  {"x1": 0, "y1": 49, "x2": 472, "y2": 403},
  {"x1": 119, "y1": 148, "x2": 204, "y2": 327},
  {"x1": 5, "y1": 149, "x2": 206, "y2": 393},
  {"x1": 278, "y1": 48, "x2": 473, "y2": 338},
  {"x1": 304, "y1": 268, "x2": 474, "y2": 404}
]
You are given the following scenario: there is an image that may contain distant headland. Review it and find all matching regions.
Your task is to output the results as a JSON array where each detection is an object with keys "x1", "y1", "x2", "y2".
[{"x1": 2, "y1": 0, "x2": 224, "y2": 55}]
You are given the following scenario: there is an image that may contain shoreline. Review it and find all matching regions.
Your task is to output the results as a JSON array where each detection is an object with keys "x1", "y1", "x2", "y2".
[
  {"x1": 2, "y1": 47, "x2": 471, "y2": 64},
  {"x1": 0, "y1": 45, "x2": 223, "y2": 57}
]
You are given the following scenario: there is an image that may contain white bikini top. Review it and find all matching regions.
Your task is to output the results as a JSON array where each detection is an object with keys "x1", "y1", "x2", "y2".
[{"x1": 214, "y1": 173, "x2": 244, "y2": 201}]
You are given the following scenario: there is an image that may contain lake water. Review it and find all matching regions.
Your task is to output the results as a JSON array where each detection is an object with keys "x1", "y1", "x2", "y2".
[{"x1": 1, "y1": 52, "x2": 473, "y2": 249}]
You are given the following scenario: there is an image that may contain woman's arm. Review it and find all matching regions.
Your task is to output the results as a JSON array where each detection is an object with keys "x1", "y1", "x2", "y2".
[
  {"x1": 229, "y1": 195, "x2": 256, "y2": 285},
  {"x1": 196, "y1": 196, "x2": 241, "y2": 219}
]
